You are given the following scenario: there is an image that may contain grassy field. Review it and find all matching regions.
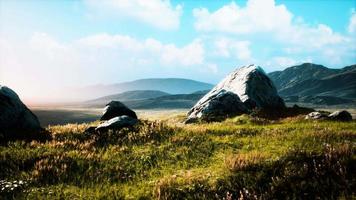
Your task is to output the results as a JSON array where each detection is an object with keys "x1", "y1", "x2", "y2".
[
  {"x1": 31, "y1": 107, "x2": 189, "y2": 126},
  {"x1": 1, "y1": 111, "x2": 355, "y2": 199},
  {"x1": 31, "y1": 106, "x2": 356, "y2": 127}
]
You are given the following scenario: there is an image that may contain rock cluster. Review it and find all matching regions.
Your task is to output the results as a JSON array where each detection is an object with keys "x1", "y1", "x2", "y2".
[
  {"x1": 100, "y1": 101, "x2": 137, "y2": 120},
  {"x1": 186, "y1": 65, "x2": 285, "y2": 122},
  {"x1": 305, "y1": 110, "x2": 352, "y2": 121},
  {"x1": 0, "y1": 85, "x2": 46, "y2": 141},
  {"x1": 88, "y1": 101, "x2": 138, "y2": 132},
  {"x1": 305, "y1": 111, "x2": 329, "y2": 120}
]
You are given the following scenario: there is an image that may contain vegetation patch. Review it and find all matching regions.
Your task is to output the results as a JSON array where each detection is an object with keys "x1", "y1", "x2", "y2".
[{"x1": 0, "y1": 114, "x2": 355, "y2": 199}]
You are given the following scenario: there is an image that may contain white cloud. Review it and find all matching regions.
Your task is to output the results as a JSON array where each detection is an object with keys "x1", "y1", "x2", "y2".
[
  {"x1": 206, "y1": 63, "x2": 218, "y2": 74},
  {"x1": 193, "y1": 0, "x2": 348, "y2": 48},
  {"x1": 0, "y1": 32, "x2": 206, "y2": 101},
  {"x1": 29, "y1": 32, "x2": 67, "y2": 58},
  {"x1": 272, "y1": 57, "x2": 297, "y2": 68},
  {"x1": 263, "y1": 57, "x2": 297, "y2": 71},
  {"x1": 348, "y1": 12, "x2": 356, "y2": 33},
  {"x1": 160, "y1": 40, "x2": 204, "y2": 66},
  {"x1": 193, "y1": 0, "x2": 292, "y2": 34},
  {"x1": 214, "y1": 38, "x2": 251, "y2": 61},
  {"x1": 193, "y1": 0, "x2": 355, "y2": 69},
  {"x1": 78, "y1": 33, "x2": 204, "y2": 66},
  {"x1": 85, "y1": 0, "x2": 182, "y2": 30},
  {"x1": 280, "y1": 24, "x2": 347, "y2": 48}
]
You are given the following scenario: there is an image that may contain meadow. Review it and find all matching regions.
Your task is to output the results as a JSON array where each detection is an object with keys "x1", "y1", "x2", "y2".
[{"x1": 0, "y1": 111, "x2": 355, "y2": 199}]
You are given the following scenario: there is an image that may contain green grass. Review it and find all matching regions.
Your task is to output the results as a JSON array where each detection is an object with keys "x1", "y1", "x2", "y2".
[{"x1": 1, "y1": 114, "x2": 355, "y2": 199}]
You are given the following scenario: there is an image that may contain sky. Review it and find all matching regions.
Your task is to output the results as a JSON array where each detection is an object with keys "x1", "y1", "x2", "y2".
[{"x1": 0, "y1": 0, "x2": 355, "y2": 102}]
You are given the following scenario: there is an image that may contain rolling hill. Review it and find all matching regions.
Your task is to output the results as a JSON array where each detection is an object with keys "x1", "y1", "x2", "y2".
[
  {"x1": 73, "y1": 78, "x2": 213, "y2": 100},
  {"x1": 85, "y1": 90, "x2": 207, "y2": 109},
  {"x1": 86, "y1": 90, "x2": 170, "y2": 105},
  {"x1": 268, "y1": 63, "x2": 356, "y2": 105},
  {"x1": 81, "y1": 63, "x2": 356, "y2": 108}
]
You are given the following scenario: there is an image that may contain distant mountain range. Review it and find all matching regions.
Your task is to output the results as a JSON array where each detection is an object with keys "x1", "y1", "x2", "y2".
[
  {"x1": 74, "y1": 78, "x2": 213, "y2": 100},
  {"x1": 268, "y1": 63, "x2": 356, "y2": 105},
  {"x1": 84, "y1": 90, "x2": 208, "y2": 109},
  {"x1": 87, "y1": 90, "x2": 170, "y2": 105},
  {"x1": 81, "y1": 63, "x2": 355, "y2": 108}
]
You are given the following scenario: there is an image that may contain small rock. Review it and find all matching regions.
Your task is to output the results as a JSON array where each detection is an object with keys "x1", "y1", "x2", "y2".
[
  {"x1": 305, "y1": 111, "x2": 329, "y2": 120},
  {"x1": 328, "y1": 110, "x2": 352, "y2": 121},
  {"x1": 84, "y1": 126, "x2": 97, "y2": 134},
  {"x1": 96, "y1": 115, "x2": 138, "y2": 132},
  {"x1": 100, "y1": 101, "x2": 137, "y2": 120}
]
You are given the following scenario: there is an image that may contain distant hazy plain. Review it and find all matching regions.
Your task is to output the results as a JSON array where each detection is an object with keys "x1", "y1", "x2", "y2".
[
  {"x1": 31, "y1": 106, "x2": 189, "y2": 127},
  {"x1": 31, "y1": 105, "x2": 355, "y2": 127}
]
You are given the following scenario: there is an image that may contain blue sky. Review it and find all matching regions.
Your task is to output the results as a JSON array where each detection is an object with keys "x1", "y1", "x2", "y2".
[{"x1": 0, "y1": 0, "x2": 355, "y2": 101}]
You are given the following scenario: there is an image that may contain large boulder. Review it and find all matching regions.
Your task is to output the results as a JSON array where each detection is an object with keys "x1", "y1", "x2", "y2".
[
  {"x1": 328, "y1": 110, "x2": 352, "y2": 121},
  {"x1": 185, "y1": 90, "x2": 248, "y2": 123},
  {"x1": 96, "y1": 115, "x2": 138, "y2": 132},
  {"x1": 0, "y1": 85, "x2": 45, "y2": 141},
  {"x1": 186, "y1": 65, "x2": 285, "y2": 122},
  {"x1": 100, "y1": 101, "x2": 137, "y2": 120}
]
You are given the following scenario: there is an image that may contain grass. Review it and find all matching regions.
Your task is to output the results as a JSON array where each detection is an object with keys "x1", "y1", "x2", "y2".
[{"x1": 0, "y1": 113, "x2": 355, "y2": 199}]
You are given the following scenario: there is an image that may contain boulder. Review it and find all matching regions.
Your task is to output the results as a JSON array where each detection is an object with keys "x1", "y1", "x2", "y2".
[
  {"x1": 185, "y1": 90, "x2": 248, "y2": 123},
  {"x1": 305, "y1": 111, "x2": 329, "y2": 120},
  {"x1": 0, "y1": 85, "x2": 45, "y2": 141},
  {"x1": 186, "y1": 65, "x2": 285, "y2": 122},
  {"x1": 100, "y1": 101, "x2": 137, "y2": 120},
  {"x1": 96, "y1": 115, "x2": 138, "y2": 132},
  {"x1": 328, "y1": 110, "x2": 352, "y2": 121}
]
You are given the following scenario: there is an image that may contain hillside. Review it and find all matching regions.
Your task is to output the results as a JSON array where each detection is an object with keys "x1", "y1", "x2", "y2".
[
  {"x1": 72, "y1": 78, "x2": 213, "y2": 100},
  {"x1": 80, "y1": 62, "x2": 356, "y2": 109},
  {"x1": 268, "y1": 63, "x2": 340, "y2": 90},
  {"x1": 268, "y1": 63, "x2": 356, "y2": 105},
  {"x1": 1, "y1": 114, "x2": 355, "y2": 199},
  {"x1": 85, "y1": 92, "x2": 206, "y2": 109},
  {"x1": 86, "y1": 90, "x2": 170, "y2": 105},
  {"x1": 124, "y1": 93, "x2": 205, "y2": 109},
  {"x1": 278, "y1": 71, "x2": 356, "y2": 98}
]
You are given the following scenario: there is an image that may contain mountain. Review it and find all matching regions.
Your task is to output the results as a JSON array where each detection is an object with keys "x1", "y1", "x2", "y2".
[
  {"x1": 73, "y1": 78, "x2": 213, "y2": 100},
  {"x1": 268, "y1": 63, "x2": 356, "y2": 105},
  {"x1": 123, "y1": 93, "x2": 206, "y2": 109},
  {"x1": 86, "y1": 90, "x2": 170, "y2": 105},
  {"x1": 81, "y1": 63, "x2": 356, "y2": 108},
  {"x1": 85, "y1": 91, "x2": 206, "y2": 109},
  {"x1": 283, "y1": 95, "x2": 354, "y2": 106}
]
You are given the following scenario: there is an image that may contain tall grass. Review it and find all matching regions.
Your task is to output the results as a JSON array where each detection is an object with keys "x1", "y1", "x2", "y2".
[{"x1": 0, "y1": 115, "x2": 355, "y2": 199}]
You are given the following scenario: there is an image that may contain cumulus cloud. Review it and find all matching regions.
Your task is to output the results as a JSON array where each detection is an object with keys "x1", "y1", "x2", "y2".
[
  {"x1": 348, "y1": 11, "x2": 356, "y2": 34},
  {"x1": 0, "y1": 32, "x2": 207, "y2": 101},
  {"x1": 263, "y1": 57, "x2": 303, "y2": 71},
  {"x1": 77, "y1": 33, "x2": 204, "y2": 66},
  {"x1": 193, "y1": 0, "x2": 355, "y2": 69},
  {"x1": 193, "y1": 0, "x2": 291, "y2": 34},
  {"x1": 214, "y1": 38, "x2": 251, "y2": 61},
  {"x1": 85, "y1": 0, "x2": 182, "y2": 30},
  {"x1": 193, "y1": 0, "x2": 348, "y2": 48},
  {"x1": 271, "y1": 57, "x2": 297, "y2": 68}
]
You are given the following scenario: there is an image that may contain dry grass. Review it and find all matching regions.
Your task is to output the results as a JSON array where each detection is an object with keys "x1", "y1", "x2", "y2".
[{"x1": 0, "y1": 113, "x2": 355, "y2": 199}]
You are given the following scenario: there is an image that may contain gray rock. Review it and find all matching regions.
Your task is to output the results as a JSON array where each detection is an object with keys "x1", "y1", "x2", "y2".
[
  {"x1": 185, "y1": 90, "x2": 248, "y2": 123},
  {"x1": 305, "y1": 111, "x2": 329, "y2": 120},
  {"x1": 101, "y1": 101, "x2": 137, "y2": 120},
  {"x1": 0, "y1": 85, "x2": 44, "y2": 140},
  {"x1": 96, "y1": 115, "x2": 138, "y2": 132},
  {"x1": 328, "y1": 110, "x2": 352, "y2": 121},
  {"x1": 84, "y1": 126, "x2": 97, "y2": 134},
  {"x1": 186, "y1": 65, "x2": 285, "y2": 122}
]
